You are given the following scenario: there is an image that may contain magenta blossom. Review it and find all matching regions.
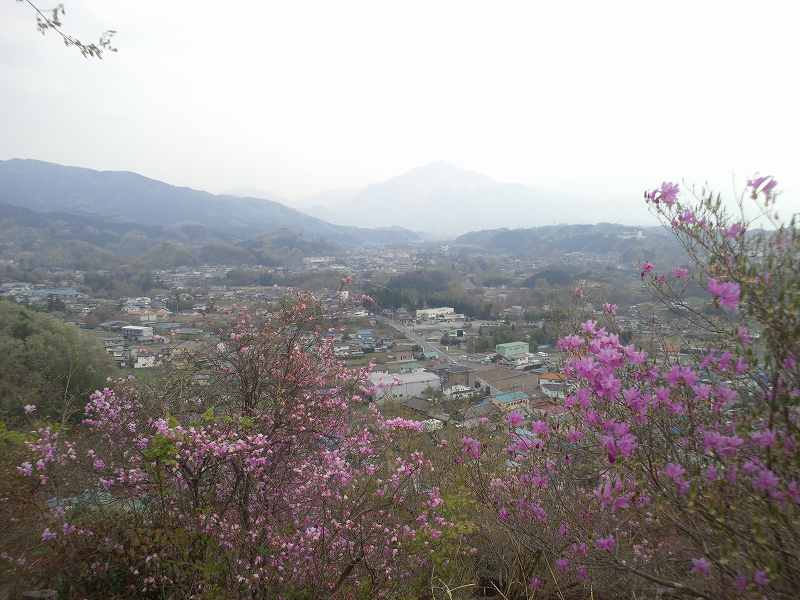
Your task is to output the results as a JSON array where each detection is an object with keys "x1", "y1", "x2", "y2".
[
  {"x1": 506, "y1": 411, "x2": 524, "y2": 428},
  {"x1": 41, "y1": 528, "x2": 57, "y2": 542},
  {"x1": 530, "y1": 420, "x2": 549, "y2": 436},
  {"x1": 753, "y1": 570, "x2": 769, "y2": 587},
  {"x1": 747, "y1": 175, "x2": 777, "y2": 197},
  {"x1": 602, "y1": 303, "x2": 617, "y2": 315},
  {"x1": 595, "y1": 535, "x2": 616, "y2": 552},
  {"x1": 557, "y1": 335, "x2": 584, "y2": 351},
  {"x1": 671, "y1": 266, "x2": 689, "y2": 279},
  {"x1": 707, "y1": 278, "x2": 741, "y2": 311},
  {"x1": 645, "y1": 181, "x2": 680, "y2": 206},
  {"x1": 724, "y1": 223, "x2": 746, "y2": 239},
  {"x1": 462, "y1": 436, "x2": 481, "y2": 460},
  {"x1": 691, "y1": 557, "x2": 711, "y2": 577}
]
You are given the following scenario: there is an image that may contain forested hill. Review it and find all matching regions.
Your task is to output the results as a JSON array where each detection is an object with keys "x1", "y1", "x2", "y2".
[
  {"x1": 454, "y1": 223, "x2": 683, "y2": 261},
  {"x1": 0, "y1": 159, "x2": 422, "y2": 247}
]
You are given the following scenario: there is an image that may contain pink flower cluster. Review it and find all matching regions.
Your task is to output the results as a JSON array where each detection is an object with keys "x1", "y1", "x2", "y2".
[{"x1": 16, "y1": 297, "x2": 446, "y2": 595}]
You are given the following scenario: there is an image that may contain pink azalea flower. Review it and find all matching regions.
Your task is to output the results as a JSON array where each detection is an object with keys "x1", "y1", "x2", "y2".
[
  {"x1": 724, "y1": 223, "x2": 746, "y2": 239},
  {"x1": 506, "y1": 411, "x2": 524, "y2": 428},
  {"x1": 602, "y1": 303, "x2": 617, "y2": 315},
  {"x1": 565, "y1": 429, "x2": 584, "y2": 443},
  {"x1": 557, "y1": 335, "x2": 584, "y2": 351},
  {"x1": 645, "y1": 181, "x2": 680, "y2": 206},
  {"x1": 753, "y1": 570, "x2": 769, "y2": 587},
  {"x1": 530, "y1": 420, "x2": 549, "y2": 436},
  {"x1": 751, "y1": 429, "x2": 777, "y2": 448},
  {"x1": 671, "y1": 266, "x2": 689, "y2": 279},
  {"x1": 595, "y1": 535, "x2": 616, "y2": 552},
  {"x1": 691, "y1": 557, "x2": 711, "y2": 577},
  {"x1": 461, "y1": 437, "x2": 481, "y2": 460},
  {"x1": 753, "y1": 468, "x2": 780, "y2": 492},
  {"x1": 41, "y1": 528, "x2": 57, "y2": 542},
  {"x1": 678, "y1": 209, "x2": 697, "y2": 225},
  {"x1": 707, "y1": 278, "x2": 741, "y2": 311},
  {"x1": 663, "y1": 463, "x2": 689, "y2": 493},
  {"x1": 748, "y1": 175, "x2": 777, "y2": 197},
  {"x1": 640, "y1": 262, "x2": 655, "y2": 279}
]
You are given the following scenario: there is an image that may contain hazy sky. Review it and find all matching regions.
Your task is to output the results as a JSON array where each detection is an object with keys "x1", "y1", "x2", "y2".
[{"x1": 2, "y1": 0, "x2": 798, "y2": 222}]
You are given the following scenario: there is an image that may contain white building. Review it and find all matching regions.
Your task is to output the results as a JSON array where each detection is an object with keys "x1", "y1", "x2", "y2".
[
  {"x1": 422, "y1": 419, "x2": 444, "y2": 432},
  {"x1": 133, "y1": 355, "x2": 157, "y2": 369},
  {"x1": 415, "y1": 307, "x2": 455, "y2": 320},
  {"x1": 369, "y1": 370, "x2": 441, "y2": 400},
  {"x1": 444, "y1": 384, "x2": 473, "y2": 398},
  {"x1": 121, "y1": 325, "x2": 154, "y2": 341}
]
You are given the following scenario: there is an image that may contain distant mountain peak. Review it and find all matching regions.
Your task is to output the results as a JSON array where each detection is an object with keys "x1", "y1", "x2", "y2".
[{"x1": 384, "y1": 161, "x2": 496, "y2": 186}]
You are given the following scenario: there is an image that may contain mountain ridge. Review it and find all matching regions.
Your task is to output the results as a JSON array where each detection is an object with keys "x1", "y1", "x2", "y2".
[
  {"x1": 296, "y1": 162, "x2": 570, "y2": 234},
  {"x1": 0, "y1": 158, "x2": 422, "y2": 246}
]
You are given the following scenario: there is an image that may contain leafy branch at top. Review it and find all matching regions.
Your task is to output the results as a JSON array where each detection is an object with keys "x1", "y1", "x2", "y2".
[{"x1": 19, "y1": 0, "x2": 117, "y2": 59}]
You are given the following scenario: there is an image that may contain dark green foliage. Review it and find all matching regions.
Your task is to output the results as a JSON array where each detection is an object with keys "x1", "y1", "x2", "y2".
[
  {"x1": 0, "y1": 300, "x2": 114, "y2": 424},
  {"x1": 369, "y1": 270, "x2": 495, "y2": 318},
  {"x1": 523, "y1": 268, "x2": 574, "y2": 287},
  {"x1": 455, "y1": 222, "x2": 685, "y2": 264}
]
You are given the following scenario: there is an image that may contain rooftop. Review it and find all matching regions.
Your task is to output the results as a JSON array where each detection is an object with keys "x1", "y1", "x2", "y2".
[{"x1": 494, "y1": 391, "x2": 529, "y2": 404}]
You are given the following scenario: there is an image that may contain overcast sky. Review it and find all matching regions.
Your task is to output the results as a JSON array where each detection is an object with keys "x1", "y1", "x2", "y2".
[{"x1": 2, "y1": 0, "x2": 798, "y2": 222}]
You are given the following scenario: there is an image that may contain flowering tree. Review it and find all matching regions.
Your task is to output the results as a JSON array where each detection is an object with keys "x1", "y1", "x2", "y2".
[
  {"x1": 461, "y1": 177, "x2": 799, "y2": 598},
  {"x1": 12, "y1": 296, "x2": 444, "y2": 598}
]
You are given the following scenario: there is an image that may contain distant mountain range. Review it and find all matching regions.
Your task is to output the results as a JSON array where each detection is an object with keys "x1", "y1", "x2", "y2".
[
  {"x1": 0, "y1": 159, "x2": 423, "y2": 247},
  {"x1": 0, "y1": 158, "x2": 676, "y2": 271},
  {"x1": 294, "y1": 162, "x2": 649, "y2": 235}
]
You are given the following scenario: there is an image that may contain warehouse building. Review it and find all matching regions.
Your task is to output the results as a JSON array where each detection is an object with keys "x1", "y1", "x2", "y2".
[
  {"x1": 368, "y1": 370, "x2": 441, "y2": 400},
  {"x1": 495, "y1": 341, "x2": 530, "y2": 360}
]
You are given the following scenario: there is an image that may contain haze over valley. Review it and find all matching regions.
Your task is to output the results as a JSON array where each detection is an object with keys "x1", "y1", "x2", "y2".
[{"x1": 1, "y1": 2, "x2": 798, "y2": 599}]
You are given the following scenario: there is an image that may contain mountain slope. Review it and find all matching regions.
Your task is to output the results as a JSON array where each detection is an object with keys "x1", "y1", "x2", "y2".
[
  {"x1": 306, "y1": 162, "x2": 548, "y2": 234},
  {"x1": 0, "y1": 159, "x2": 421, "y2": 245},
  {"x1": 0, "y1": 201, "x2": 348, "y2": 269},
  {"x1": 454, "y1": 223, "x2": 684, "y2": 262}
]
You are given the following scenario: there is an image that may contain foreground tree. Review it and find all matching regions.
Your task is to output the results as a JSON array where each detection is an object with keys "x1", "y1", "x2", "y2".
[
  {"x1": 461, "y1": 176, "x2": 799, "y2": 598},
  {"x1": 0, "y1": 300, "x2": 113, "y2": 425},
  {"x1": 10, "y1": 297, "x2": 444, "y2": 598}
]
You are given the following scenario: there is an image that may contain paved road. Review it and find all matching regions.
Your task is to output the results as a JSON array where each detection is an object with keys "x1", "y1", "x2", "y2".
[{"x1": 374, "y1": 316, "x2": 464, "y2": 364}]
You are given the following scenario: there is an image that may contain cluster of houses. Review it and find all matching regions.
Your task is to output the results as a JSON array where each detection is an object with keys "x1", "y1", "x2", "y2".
[
  {"x1": 365, "y1": 355, "x2": 571, "y2": 431},
  {"x1": 0, "y1": 283, "x2": 99, "y2": 314},
  {"x1": 333, "y1": 327, "x2": 396, "y2": 358}
]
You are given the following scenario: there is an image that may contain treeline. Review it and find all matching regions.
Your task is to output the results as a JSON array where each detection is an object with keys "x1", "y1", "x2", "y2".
[
  {"x1": 1, "y1": 208, "x2": 341, "y2": 271},
  {"x1": 367, "y1": 270, "x2": 495, "y2": 318},
  {"x1": 0, "y1": 300, "x2": 114, "y2": 424}
]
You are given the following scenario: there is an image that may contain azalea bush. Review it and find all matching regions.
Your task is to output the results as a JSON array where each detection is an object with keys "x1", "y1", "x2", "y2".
[
  {"x1": 9, "y1": 296, "x2": 445, "y2": 599},
  {"x1": 461, "y1": 176, "x2": 799, "y2": 598}
]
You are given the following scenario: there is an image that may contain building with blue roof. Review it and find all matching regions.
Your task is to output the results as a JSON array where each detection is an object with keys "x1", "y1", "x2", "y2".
[{"x1": 491, "y1": 391, "x2": 529, "y2": 412}]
